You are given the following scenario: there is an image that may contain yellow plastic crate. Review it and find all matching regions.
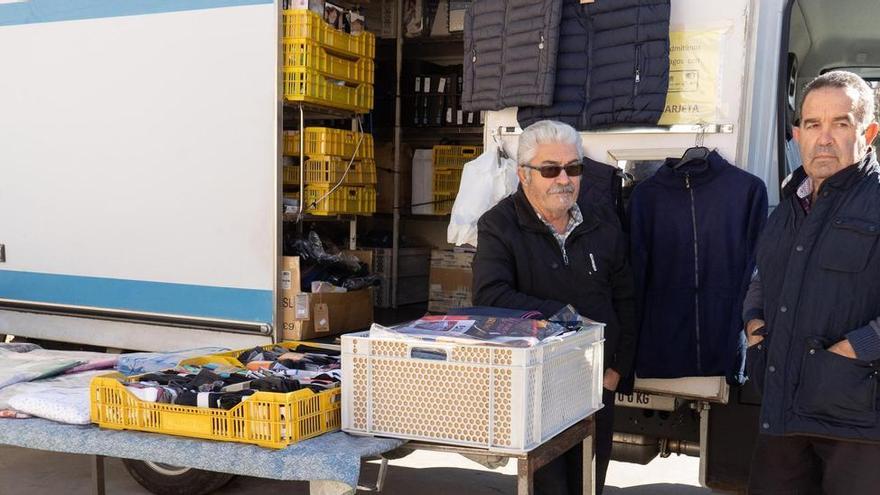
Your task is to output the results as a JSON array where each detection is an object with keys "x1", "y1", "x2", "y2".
[
  {"x1": 285, "y1": 158, "x2": 377, "y2": 186},
  {"x1": 433, "y1": 192, "x2": 457, "y2": 215},
  {"x1": 282, "y1": 10, "x2": 376, "y2": 59},
  {"x1": 433, "y1": 145, "x2": 482, "y2": 170},
  {"x1": 284, "y1": 68, "x2": 373, "y2": 113},
  {"x1": 283, "y1": 39, "x2": 375, "y2": 85},
  {"x1": 304, "y1": 184, "x2": 376, "y2": 215},
  {"x1": 284, "y1": 128, "x2": 375, "y2": 159},
  {"x1": 90, "y1": 353, "x2": 341, "y2": 449},
  {"x1": 433, "y1": 167, "x2": 463, "y2": 195}
]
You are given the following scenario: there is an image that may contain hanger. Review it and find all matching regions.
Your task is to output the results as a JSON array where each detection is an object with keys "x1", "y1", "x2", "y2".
[
  {"x1": 490, "y1": 128, "x2": 511, "y2": 164},
  {"x1": 671, "y1": 124, "x2": 710, "y2": 169}
]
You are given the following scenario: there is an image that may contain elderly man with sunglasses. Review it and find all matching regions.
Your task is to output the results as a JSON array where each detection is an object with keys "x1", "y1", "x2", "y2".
[{"x1": 472, "y1": 120, "x2": 637, "y2": 495}]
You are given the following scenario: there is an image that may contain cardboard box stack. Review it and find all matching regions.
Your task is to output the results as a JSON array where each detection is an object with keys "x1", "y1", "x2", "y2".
[
  {"x1": 428, "y1": 249, "x2": 474, "y2": 313},
  {"x1": 281, "y1": 256, "x2": 374, "y2": 340}
]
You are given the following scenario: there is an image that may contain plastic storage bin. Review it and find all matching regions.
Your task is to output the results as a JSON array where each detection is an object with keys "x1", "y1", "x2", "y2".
[
  {"x1": 432, "y1": 167, "x2": 463, "y2": 195},
  {"x1": 285, "y1": 157, "x2": 377, "y2": 186},
  {"x1": 283, "y1": 39, "x2": 375, "y2": 85},
  {"x1": 341, "y1": 324, "x2": 605, "y2": 453},
  {"x1": 284, "y1": 128, "x2": 375, "y2": 159},
  {"x1": 282, "y1": 10, "x2": 376, "y2": 59},
  {"x1": 91, "y1": 342, "x2": 341, "y2": 449},
  {"x1": 283, "y1": 68, "x2": 374, "y2": 113},
  {"x1": 303, "y1": 184, "x2": 376, "y2": 215},
  {"x1": 432, "y1": 192, "x2": 457, "y2": 215},
  {"x1": 432, "y1": 145, "x2": 481, "y2": 170}
]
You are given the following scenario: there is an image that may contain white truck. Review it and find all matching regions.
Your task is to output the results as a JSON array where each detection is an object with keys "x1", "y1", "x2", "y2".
[{"x1": 0, "y1": 0, "x2": 280, "y2": 351}]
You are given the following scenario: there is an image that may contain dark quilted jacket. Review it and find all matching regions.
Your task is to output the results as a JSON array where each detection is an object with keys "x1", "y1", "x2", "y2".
[
  {"x1": 517, "y1": 0, "x2": 670, "y2": 130},
  {"x1": 462, "y1": 0, "x2": 563, "y2": 111}
]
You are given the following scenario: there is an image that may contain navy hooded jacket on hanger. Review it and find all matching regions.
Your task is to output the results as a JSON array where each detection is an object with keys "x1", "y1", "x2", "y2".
[{"x1": 629, "y1": 151, "x2": 767, "y2": 378}]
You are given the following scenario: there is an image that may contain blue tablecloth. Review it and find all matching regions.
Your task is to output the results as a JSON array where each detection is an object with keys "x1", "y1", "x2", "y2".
[{"x1": 0, "y1": 418, "x2": 404, "y2": 489}]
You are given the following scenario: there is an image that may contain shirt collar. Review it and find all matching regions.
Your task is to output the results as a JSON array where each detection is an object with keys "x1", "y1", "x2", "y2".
[
  {"x1": 534, "y1": 203, "x2": 583, "y2": 236},
  {"x1": 796, "y1": 176, "x2": 813, "y2": 200}
]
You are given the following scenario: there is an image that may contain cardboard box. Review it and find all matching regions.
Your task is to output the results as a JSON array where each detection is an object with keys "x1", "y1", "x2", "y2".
[
  {"x1": 281, "y1": 256, "x2": 375, "y2": 340},
  {"x1": 428, "y1": 249, "x2": 474, "y2": 313}
]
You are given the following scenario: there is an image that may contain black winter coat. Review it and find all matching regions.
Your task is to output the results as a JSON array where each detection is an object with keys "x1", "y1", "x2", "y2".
[
  {"x1": 472, "y1": 188, "x2": 638, "y2": 380},
  {"x1": 748, "y1": 151, "x2": 880, "y2": 442},
  {"x1": 517, "y1": 0, "x2": 670, "y2": 130}
]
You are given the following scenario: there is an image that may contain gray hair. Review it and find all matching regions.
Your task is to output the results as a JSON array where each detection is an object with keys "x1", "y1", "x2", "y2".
[
  {"x1": 517, "y1": 120, "x2": 584, "y2": 167},
  {"x1": 800, "y1": 71, "x2": 877, "y2": 129}
]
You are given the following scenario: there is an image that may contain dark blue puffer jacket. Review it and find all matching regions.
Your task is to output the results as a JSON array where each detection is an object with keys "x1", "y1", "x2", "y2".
[
  {"x1": 517, "y1": 0, "x2": 670, "y2": 130},
  {"x1": 629, "y1": 152, "x2": 768, "y2": 378}
]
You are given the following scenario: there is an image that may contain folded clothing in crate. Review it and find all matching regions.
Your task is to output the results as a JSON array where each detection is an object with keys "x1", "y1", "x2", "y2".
[{"x1": 113, "y1": 345, "x2": 342, "y2": 410}]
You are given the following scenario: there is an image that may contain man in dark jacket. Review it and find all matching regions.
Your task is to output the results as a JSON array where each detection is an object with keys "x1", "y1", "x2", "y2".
[
  {"x1": 473, "y1": 120, "x2": 637, "y2": 495},
  {"x1": 743, "y1": 71, "x2": 880, "y2": 493}
]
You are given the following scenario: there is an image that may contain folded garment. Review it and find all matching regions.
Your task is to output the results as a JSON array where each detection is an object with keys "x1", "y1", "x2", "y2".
[
  {"x1": 7, "y1": 387, "x2": 91, "y2": 425},
  {"x1": 116, "y1": 347, "x2": 228, "y2": 376},
  {"x1": 0, "y1": 370, "x2": 107, "y2": 410},
  {"x1": 125, "y1": 383, "x2": 162, "y2": 403},
  {"x1": 64, "y1": 357, "x2": 118, "y2": 374},
  {"x1": 0, "y1": 343, "x2": 42, "y2": 353},
  {"x1": 0, "y1": 349, "x2": 82, "y2": 390},
  {"x1": 0, "y1": 409, "x2": 31, "y2": 419}
]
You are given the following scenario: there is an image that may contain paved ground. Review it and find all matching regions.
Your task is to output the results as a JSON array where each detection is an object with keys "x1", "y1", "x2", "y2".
[{"x1": 0, "y1": 443, "x2": 718, "y2": 494}]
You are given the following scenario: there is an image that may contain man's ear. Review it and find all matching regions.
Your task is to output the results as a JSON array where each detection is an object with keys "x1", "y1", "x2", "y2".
[
  {"x1": 865, "y1": 121, "x2": 879, "y2": 145},
  {"x1": 517, "y1": 166, "x2": 528, "y2": 184},
  {"x1": 792, "y1": 125, "x2": 801, "y2": 143}
]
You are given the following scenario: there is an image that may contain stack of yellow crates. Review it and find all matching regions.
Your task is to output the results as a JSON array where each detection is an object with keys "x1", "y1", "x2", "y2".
[
  {"x1": 282, "y1": 10, "x2": 376, "y2": 113},
  {"x1": 432, "y1": 145, "x2": 482, "y2": 214},
  {"x1": 284, "y1": 127, "x2": 377, "y2": 215}
]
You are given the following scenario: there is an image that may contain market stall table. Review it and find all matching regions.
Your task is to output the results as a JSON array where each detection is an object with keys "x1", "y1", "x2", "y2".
[
  {"x1": 406, "y1": 417, "x2": 596, "y2": 495},
  {"x1": 0, "y1": 418, "x2": 404, "y2": 495}
]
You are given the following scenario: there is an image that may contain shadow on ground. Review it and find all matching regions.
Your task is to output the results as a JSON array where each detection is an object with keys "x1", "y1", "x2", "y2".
[{"x1": 605, "y1": 483, "x2": 713, "y2": 494}]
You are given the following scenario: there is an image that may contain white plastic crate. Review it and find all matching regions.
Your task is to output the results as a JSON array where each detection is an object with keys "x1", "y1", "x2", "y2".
[{"x1": 341, "y1": 325, "x2": 604, "y2": 453}]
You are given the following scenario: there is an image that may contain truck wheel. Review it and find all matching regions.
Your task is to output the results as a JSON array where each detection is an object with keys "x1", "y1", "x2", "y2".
[{"x1": 122, "y1": 459, "x2": 234, "y2": 495}]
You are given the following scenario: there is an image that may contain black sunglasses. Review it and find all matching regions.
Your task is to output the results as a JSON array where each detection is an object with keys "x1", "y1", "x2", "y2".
[{"x1": 521, "y1": 162, "x2": 583, "y2": 178}]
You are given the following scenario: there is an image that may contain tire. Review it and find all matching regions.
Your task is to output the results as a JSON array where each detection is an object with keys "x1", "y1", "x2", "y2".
[{"x1": 122, "y1": 459, "x2": 235, "y2": 495}]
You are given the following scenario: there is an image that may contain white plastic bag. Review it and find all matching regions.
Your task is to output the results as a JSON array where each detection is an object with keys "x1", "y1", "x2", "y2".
[{"x1": 447, "y1": 142, "x2": 518, "y2": 246}]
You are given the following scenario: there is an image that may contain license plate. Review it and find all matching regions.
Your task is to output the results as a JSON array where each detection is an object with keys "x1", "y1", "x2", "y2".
[{"x1": 614, "y1": 391, "x2": 676, "y2": 411}]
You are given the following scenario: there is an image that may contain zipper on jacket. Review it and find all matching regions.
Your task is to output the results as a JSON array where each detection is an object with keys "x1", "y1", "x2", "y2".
[
  {"x1": 496, "y1": 4, "x2": 510, "y2": 104},
  {"x1": 633, "y1": 3, "x2": 642, "y2": 99},
  {"x1": 686, "y1": 174, "x2": 703, "y2": 374},
  {"x1": 633, "y1": 44, "x2": 642, "y2": 97},
  {"x1": 581, "y1": 6, "x2": 593, "y2": 130}
]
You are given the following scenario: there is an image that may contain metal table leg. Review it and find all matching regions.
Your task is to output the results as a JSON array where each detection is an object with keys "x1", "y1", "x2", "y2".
[
  {"x1": 583, "y1": 418, "x2": 596, "y2": 495},
  {"x1": 92, "y1": 455, "x2": 106, "y2": 495}
]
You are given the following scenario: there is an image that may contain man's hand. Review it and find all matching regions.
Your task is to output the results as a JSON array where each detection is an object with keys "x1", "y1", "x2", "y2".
[
  {"x1": 746, "y1": 319, "x2": 766, "y2": 347},
  {"x1": 603, "y1": 368, "x2": 621, "y2": 392},
  {"x1": 828, "y1": 339, "x2": 857, "y2": 359}
]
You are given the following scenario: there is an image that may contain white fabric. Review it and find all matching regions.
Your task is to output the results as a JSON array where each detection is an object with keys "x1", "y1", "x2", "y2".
[
  {"x1": 7, "y1": 387, "x2": 91, "y2": 425},
  {"x1": 447, "y1": 142, "x2": 518, "y2": 246},
  {"x1": 0, "y1": 370, "x2": 106, "y2": 410},
  {"x1": 125, "y1": 385, "x2": 160, "y2": 403},
  {"x1": 0, "y1": 349, "x2": 82, "y2": 390}
]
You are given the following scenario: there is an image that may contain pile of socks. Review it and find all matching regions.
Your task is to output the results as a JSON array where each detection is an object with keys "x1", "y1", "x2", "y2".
[{"x1": 122, "y1": 344, "x2": 342, "y2": 410}]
